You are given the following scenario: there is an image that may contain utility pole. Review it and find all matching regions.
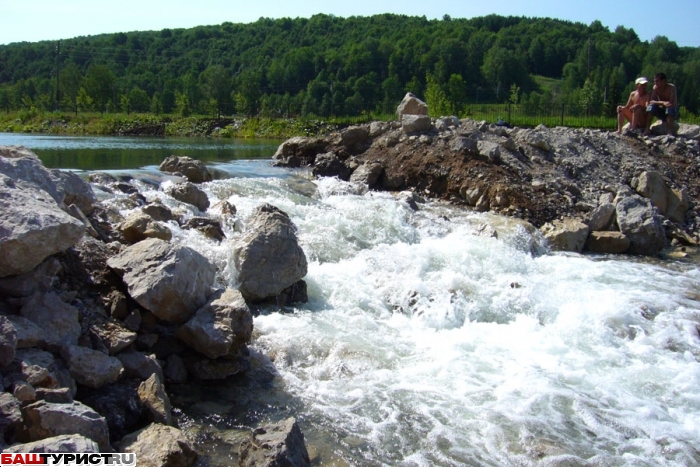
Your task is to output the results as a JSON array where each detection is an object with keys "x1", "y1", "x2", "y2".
[{"x1": 55, "y1": 41, "x2": 61, "y2": 111}]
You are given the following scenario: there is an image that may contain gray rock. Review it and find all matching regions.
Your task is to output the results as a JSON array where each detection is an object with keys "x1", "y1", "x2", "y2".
[
  {"x1": 0, "y1": 258, "x2": 60, "y2": 300},
  {"x1": 166, "y1": 182, "x2": 209, "y2": 212},
  {"x1": 52, "y1": 170, "x2": 97, "y2": 215},
  {"x1": 635, "y1": 171, "x2": 668, "y2": 214},
  {"x1": 138, "y1": 374, "x2": 172, "y2": 426},
  {"x1": 0, "y1": 146, "x2": 64, "y2": 205},
  {"x1": 0, "y1": 173, "x2": 85, "y2": 278},
  {"x1": 21, "y1": 400, "x2": 110, "y2": 451},
  {"x1": 7, "y1": 316, "x2": 46, "y2": 349},
  {"x1": 540, "y1": 218, "x2": 590, "y2": 253},
  {"x1": 401, "y1": 114, "x2": 432, "y2": 134},
  {"x1": 4, "y1": 434, "x2": 99, "y2": 454},
  {"x1": 60, "y1": 345, "x2": 123, "y2": 389},
  {"x1": 615, "y1": 195, "x2": 666, "y2": 255},
  {"x1": 159, "y1": 156, "x2": 212, "y2": 184},
  {"x1": 349, "y1": 162, "x2": 383, "y2": 189},
  {"x1": 519, "y1": 129, "x2": 551, "y2": 151},
  {"x1": 117, "y1": 352, "x2": 164, "y2": 381},
  {"x1": 239, "y1": 418, "x2": 311, "y2": 467},
  {"x1": 176, "y1": 288, "x2": 253, "y2": 359},
  {"x1": 477, "y1": 141, "x2": 501, "y2": 162},
  {"x1": 450, "y1": 136, "x2": 478, "y2": 154},
  {"x1": 20, "y1": 292, "x2": 81, "y2": 348},
  {"x1": 141, "y1": 202, "x2": 174, "y2": 222},
  {"x1": 107, "y1": 238, "x2": 216, "y2": 323},
  {"x1": 120, "y1": 212, "x2": 172, "y2": 244},
  {"x1": 340, "y1": 126, "x2": 370, "y2": 147},
  {"x1": 90, "y1": 320, "x2": 137, "y2": 355},
  {"x1": 234, "y1": 205, "x2": 308, "y2": 303},
  {"x1": 119, "y1": 423, "x2": 197, "y2": 467},
  {"x1": 588, "y1": 203, "x2": 616, "y2": 231},
  {"x1": 666, "y1": 187, "x2": 689, "y2": 224},
  {"x1": 397, "y1": 93, "x2": 428, "y2": 121},
  {"x1": 311, "y1": 152, "x2": 352, "y2": 180}
]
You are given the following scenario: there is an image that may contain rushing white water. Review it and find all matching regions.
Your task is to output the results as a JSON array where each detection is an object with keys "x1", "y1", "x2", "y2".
[{"x1": 111, "y1": 161, "x2": 700, "y2": 466}]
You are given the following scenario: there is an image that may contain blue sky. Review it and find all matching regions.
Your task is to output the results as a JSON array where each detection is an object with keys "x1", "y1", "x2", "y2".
[{"x1": 2, "y1": 0, "x2": 699, "y2": 46}]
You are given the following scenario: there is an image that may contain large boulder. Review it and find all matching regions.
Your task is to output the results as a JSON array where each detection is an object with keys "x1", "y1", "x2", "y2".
[
  {"x1": 119, "y1": 212, "x2": 172, "y2": 244},
  {"x1": 175, "y1": 288, "x2": 253, "y2": 359},
  {"x1": 20, "y1": 400, "x2": 110, "y2": 451},
  {"x1": 159, "y1": 156, "x2": 212, "y2": 184},
  {"x1": 540, "y1": 218, "x2": 589, "y2": 253},
  {"x1": 635, "y1": 171, "x2": 668, "y2": 214},
  {"x1": 396, "y1": 93, "x2": 428, "y2": 121},
  {"x1": 587, "y1": 203, "x2": 616, "y2": 231},
  {"x1": 272, "y1": 137, "x2": 329, "y2": 167},
  {"x1": 401, "y1": 114, "x2": 432, "y2": 134},
  {"x1": 166, "y1": 182, "x2": 210, "y2": 212},
  {"x1": 349, "y1": 162, "x2": 383, "y2": 189},
  {"x1": 0, "y1": 146, "x2": 64, "y2": 205},
  {"x1": 107, "y1": 238, "x2": 216, "y2": 323},
  {"x1": 239, "y1": 418, "x2": 311, "y2": 467},
  {"x1": 0, "y1": 173, "x2": 85, "y2": 278},
  {"x1": 119, "y1": 423, "x2": 197, "y2": 467},
  {"x1": 233, "y1": 205, "x2": 308, "y2": 303},
  {"x1": 615, "y1": 195, "x2": 666, "y2": 255},
  {"x1": 311, "y1": 152, "x2": 353, "y2": 180}
]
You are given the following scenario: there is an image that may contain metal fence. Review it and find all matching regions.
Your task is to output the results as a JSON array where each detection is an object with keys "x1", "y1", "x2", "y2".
[{"x1": 460, "y1": 103, "x2": 699, "y2": 129}]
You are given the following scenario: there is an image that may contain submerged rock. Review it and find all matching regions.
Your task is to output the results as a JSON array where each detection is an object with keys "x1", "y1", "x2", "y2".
[{"x1": 239, "y1": 417, "x2": 311, "y2": 467}]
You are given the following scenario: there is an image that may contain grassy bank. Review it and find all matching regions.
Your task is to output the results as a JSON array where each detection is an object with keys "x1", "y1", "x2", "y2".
[
  {"x1": 0, "y1": 111, "x2": 383, "y2": 139},
  {"x1": 2, "y1": 108, "x2": 697, "y2": 139}
]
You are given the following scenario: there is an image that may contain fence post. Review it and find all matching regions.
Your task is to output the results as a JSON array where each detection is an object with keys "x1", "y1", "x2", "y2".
[
  {"x1": 507, "y1": 103, "x2": 511, "y2": 124},
  {"x1": 560, "y1": 104, "x2": 565, "y2": 126}
]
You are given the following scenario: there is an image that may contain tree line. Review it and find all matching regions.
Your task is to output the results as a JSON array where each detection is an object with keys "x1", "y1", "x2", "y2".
[{"x1": 0, "y1": 13, "x2": 698, "y2": 119}]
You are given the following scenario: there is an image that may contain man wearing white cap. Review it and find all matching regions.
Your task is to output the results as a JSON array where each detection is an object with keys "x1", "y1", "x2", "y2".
[{"x1": 617, "y1": 77, "x2": 650, "y2": 134}]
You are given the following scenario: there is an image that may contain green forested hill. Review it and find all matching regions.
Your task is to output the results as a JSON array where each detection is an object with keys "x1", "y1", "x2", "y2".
[{"x1": 0, "y1": 14, "x2": 698, "y2": 118}]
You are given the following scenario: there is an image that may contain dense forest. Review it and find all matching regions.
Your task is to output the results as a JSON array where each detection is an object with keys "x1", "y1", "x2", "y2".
[{"x1": 0, "y1": 13, "x2": 698, "y2": 119}]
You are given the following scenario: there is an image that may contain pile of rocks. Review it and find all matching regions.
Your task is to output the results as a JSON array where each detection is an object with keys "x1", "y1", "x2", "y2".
[
  {"x1": 0, "y1": 148, "x2": 310, "y2": 466},
  {"x1": 273, "y1": 93, "x2": 700, "y2": 258}
]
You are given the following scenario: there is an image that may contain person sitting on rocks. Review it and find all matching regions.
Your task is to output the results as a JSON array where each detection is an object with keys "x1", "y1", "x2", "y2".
[
  {"x1": 644, "y1": 72, "x2": 679, "y2": 136},
  {"x1": 617, "y1": 77, "x2": 650, "y2": 134}
]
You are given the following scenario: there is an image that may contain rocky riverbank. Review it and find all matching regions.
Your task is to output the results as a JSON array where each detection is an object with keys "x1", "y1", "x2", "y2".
[
  {"x1": 2, "y1": 92, "x2": 700, "y2": 465},
  {"x1": 273, "y1": 94, "x2": 700, "y2": 258},
  {"x1": 0, "y1": 148, "x2": 311, "y2": 466}
]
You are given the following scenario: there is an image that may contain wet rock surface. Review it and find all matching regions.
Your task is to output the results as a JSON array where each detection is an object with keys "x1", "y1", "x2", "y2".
[{"x1": 0, "y1": 145, "x2": 311, "y2": 463}]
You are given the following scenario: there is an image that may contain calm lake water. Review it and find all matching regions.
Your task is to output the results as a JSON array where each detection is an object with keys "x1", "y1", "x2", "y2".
[
  {"x1": 3, "y1": 133, "x2": 700, "y2": 466},
  {"x1": 0, "y1": 133, "x2": 283, "y2": 171}
]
